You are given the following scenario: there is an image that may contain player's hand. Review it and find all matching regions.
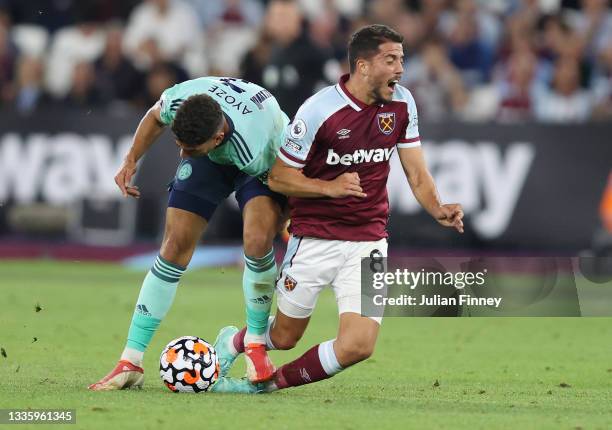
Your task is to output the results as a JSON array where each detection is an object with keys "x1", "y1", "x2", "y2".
[
  {"x1": 326, "y1": 172, "x2": 367, "y2": 199},
  {"x1": 114, "y1": 158, "x2": 140, "y2": 199},
  {"x1": 435, "y1": 203, "x2": 464, "y2": 233}
]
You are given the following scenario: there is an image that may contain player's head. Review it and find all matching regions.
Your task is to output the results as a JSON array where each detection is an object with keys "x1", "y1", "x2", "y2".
[
  {"x1": 348, "y1": 24, "x2": 404, "y2": 104},
  {"x1": 171, "y1": 94, "x2": 225, "y2": 157}
]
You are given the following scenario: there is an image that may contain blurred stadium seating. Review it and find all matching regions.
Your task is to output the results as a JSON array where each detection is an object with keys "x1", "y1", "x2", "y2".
[{"x1": 0, "y1": 0, "x2": 611, "y2": 120}]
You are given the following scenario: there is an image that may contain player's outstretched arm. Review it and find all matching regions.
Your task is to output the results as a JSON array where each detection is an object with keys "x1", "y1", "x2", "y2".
[
  {"x1": 269, "y1": 158, "x2": 367, "y2": 199},
  {"x1": 114, "y1": 102, "x2": 166, "y2": 198},
  {"x1": 398, "y1": 146, "x2": 464, "y2": 233}
]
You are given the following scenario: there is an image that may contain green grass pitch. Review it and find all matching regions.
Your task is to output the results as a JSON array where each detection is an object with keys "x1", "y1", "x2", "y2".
[{"x1": 0, "y1": 260, "x2": 611, "y2": 429}]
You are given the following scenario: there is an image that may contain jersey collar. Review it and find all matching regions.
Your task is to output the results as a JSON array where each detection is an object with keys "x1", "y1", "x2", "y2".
[{"x1": 336, "y1": 74, "x2": 369, "y2": 112}]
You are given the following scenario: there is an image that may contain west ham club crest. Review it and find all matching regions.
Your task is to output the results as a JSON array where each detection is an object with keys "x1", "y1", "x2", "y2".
[
  {"x1": 284, "y1": 275, "x2": 298, "y2": 291},
  {"x1": 377, "y1": 112, "x2": 396, "y2": 135}
]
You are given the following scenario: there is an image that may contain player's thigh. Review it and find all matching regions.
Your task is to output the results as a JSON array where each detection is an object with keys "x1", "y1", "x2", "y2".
[
  {"x1": 334, "y1": 312, "x2": 381, "y2": 367},
  {"x1": 164, "y1": 157, "x2": 238, "y2": 266},
  {"x1": 168, "y1": 156, "x2": 239, "y2": 220},
  {"x1": 332, "y1": 238, "x2": 388, "y2": 323},
  {"x1": 241, "y1": 195, "x2": 284, "y2": 257},
  {"x1": 269, "y1": 308, "x2": 310, "y2": 350},
  {"x1": 275, "y1": 237, "x2": 342, "y2": 320}
]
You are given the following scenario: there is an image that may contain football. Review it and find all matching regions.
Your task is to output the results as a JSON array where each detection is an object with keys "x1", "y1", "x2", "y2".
[{"x1": 159, "y1": 336, "x2": 220, "y2": 393}]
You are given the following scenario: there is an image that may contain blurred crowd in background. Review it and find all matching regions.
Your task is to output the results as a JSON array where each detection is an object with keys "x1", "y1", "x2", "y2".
[{"x1": 0, "y1": 0, "x2": 610, "y2": 122}]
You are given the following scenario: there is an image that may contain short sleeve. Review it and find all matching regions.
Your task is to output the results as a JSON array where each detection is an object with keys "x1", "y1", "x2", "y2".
[
  {"x1": 278, "y1": 103, "x2": 322, "y2": 168},
  {"x1": 158, "y1": 84, "x2": 184, "y2": 126},
  {"x1": 396, "y1": 89, "x2": 421, "y2": 149}
]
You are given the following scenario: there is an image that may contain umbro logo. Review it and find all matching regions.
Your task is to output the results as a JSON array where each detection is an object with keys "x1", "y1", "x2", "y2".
[
  {"x1": 300, "y1": 367, "x2": 311, "y2": 382},
  {"x1": 336, "y1": 129, "x2": 351, "y2": 140}
]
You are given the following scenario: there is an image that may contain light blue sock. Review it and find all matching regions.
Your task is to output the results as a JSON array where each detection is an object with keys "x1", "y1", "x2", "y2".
[
  {"x1": 123, "y1": 255, "x2": 185, "y2": 360},
  {"x1": 243, "y1": 249, "x2": 276, "y2": 344}
]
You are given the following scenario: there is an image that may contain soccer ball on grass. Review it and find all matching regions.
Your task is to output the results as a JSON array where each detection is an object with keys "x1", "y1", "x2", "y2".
[{"x1": 159, "y1": 336, "x2": 219, "y2": 393}]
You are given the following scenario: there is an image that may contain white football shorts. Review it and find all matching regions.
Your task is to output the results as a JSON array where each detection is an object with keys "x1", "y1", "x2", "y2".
[{"x1": 275, "y1": 235, "x2": 388, "y2": 324}]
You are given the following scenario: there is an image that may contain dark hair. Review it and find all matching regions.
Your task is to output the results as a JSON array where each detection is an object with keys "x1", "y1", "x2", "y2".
[
  {"x1": 171, "y1": 94, "x2": 223, "y2": 147},
  {"x1": 348, "y1": 24, "x2": 404, "y2": 73}
]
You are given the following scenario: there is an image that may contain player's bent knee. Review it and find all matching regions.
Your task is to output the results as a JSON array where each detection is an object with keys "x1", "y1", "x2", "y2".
[
  {"x1": 271, "y1": 336, "x2": 298, "y2": 351},
  {"x1": 160, "y1": 235, "x2": 196, "y2": 265},
  {"x1": 243, "y1": 230, "x2": 273, "y2": 258},
  {"x1": 269, "y1": 322, "x2": 305, "y2": 351},
  {"x1": 270, "y1": 329, "x2": 302, "y2": 350},
  {"x1": 335, "y1": 340, "x2": 375, "y2": 367}
]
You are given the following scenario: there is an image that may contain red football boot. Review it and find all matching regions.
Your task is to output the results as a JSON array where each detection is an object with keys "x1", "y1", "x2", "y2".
[
  {"x1": 88, "y1": 360, "x2": 144, "y2": 391},
  {"x1": 244, "y1": 343, "x2": 275, "y2": 383}
]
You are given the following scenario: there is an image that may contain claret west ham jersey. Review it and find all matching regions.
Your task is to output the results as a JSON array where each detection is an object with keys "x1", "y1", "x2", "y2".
[{"x1": 278, "y1": 74, "x2": 421, "y2": 241}]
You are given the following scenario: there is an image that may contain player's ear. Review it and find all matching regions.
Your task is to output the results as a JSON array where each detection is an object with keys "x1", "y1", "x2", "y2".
[
  {"x1": 213, "y1": 131, "x2": 224, "y2": 147},
  {"x1": 358, "y1": 58, "x2": 369, "y2": 77}
]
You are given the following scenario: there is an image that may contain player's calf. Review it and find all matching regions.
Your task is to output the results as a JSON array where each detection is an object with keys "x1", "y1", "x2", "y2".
[{"x1": 334, "y1": 311, "x2": 380, "y2": 367}]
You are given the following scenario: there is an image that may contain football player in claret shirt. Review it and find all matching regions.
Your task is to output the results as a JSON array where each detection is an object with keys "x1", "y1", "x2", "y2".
[
  {"x1": 89, "y1": 77, "x2": 291, "y2": 393},
  {"x1": 219, "y1": 24, "x2": 464, "y2": 393}
]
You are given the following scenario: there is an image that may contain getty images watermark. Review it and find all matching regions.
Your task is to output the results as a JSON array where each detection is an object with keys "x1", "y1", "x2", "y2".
[
  {"x1": 360, "y1": 256, "x2": 612, "y2": 317},
  {"x1": 371, "y1": 268, "x2": 495, "y2": 307}
]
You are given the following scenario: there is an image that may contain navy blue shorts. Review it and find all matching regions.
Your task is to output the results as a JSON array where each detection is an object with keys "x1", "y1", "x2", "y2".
[{"x1": 167, "y1": 156, "x2": 286, "y2": 221}]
